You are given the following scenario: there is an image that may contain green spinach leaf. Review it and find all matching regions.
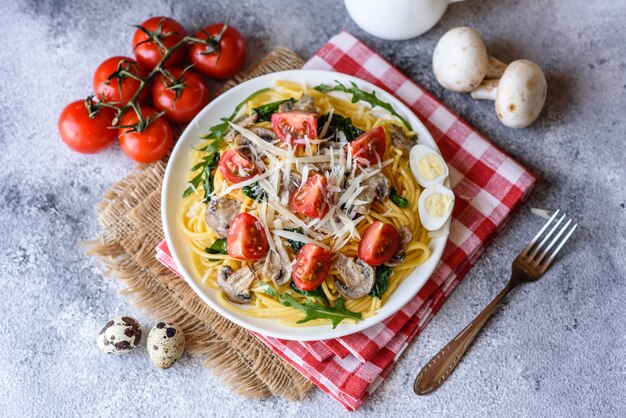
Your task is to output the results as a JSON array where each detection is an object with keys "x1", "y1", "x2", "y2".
[
  {"x1": 315, "y1": 81, "x2": 412, "y2": 132},
  {"x1": 252, "y1": 98, "x2": 295, "y2": 122},
  {"x1": 284, "y1": 228, "x2": 305, "y2": 254},
  {"x1": 390, "y1": 188, "x2": 409, "y2": 208},
  {"x1": 205, "y1": 238, "x2": 227, "y2": 255},
  {"x1": 317, "y1": 113, "x2": 364, "y2": 142},
  {"x1": 369, "y1": 265, "x2": 393, "y2": 299},
  {"x1": 242, "y1": 182, "x2": 266, "y2": 201}
]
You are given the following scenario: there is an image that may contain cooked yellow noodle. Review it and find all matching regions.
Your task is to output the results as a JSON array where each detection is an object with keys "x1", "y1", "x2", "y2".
[{"x1": 179, "y1": 81, "x2": 432, "y2": 326}]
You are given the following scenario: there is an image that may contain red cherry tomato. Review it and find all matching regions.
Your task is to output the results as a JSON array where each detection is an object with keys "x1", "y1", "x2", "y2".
[
  {"x1": 226, "y1": 213, "x2": 269, "y2": 260},
  {"x1": 218, "y1": 149, "x2": 258, "y2": 184},
  {"x1": 152, "y1": 68, "x2": 210, "y2": 123},
  {"x1": 118, "y1": 107, "x2": 173, "y2": 163},
  {"x1": 292, "y1": 243, "x2": 332, "y2": 291},
  {"x1": 133, "y1": 17, "x2": 187, "y2": 70},
  {"x1": 58, "y1": 100, "x2": 117, "y2": 154},
  {"x1": 271, "y1": 111, "x2": 318, "y2": 146},
  {"x1": 346, "y1": 126, "x2": 387, "y2": 167},
  {"x1": 358, "y1": 221, "x2": 400, "y2": 265},
  {"x1": 289, "y1": 173, "x2": 329, "y2": 219},
  {"x1": 93, "y1": 56, "x2": 148, "y2": 105},
  {"x1": 189, "y1": 23, "x2": 247, "y2": 80}
]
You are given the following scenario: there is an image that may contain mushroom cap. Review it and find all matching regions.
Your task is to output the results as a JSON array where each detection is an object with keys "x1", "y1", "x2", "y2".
[
  {"x1": 495, "y1": 59, "x2": 547, "y2": 128},
  {"x1": 433, "y1": 27, "x2": 488, "y2": 93}
]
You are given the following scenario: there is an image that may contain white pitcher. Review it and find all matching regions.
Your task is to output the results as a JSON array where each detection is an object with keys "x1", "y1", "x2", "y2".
[{"x1": 344, "y1": 0, "x2": 465, "y2": 40}]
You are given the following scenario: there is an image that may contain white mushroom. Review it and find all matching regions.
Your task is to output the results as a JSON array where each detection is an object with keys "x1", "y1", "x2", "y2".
[
  {"x1": 471, "y1": 59, "x2": 547, "y2": 128},
  {"x1": 333, "y1": 253, "x2": 375, "y2": 299},
  {"x1": 217, "y1": 265, "x2": 256, "y2": 304},
  {"x1": 433, "y1": 27, "x2": 506, "y2": 93}
]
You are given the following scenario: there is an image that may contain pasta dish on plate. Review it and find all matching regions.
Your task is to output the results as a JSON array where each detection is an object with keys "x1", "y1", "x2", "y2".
[{"x1": 179, "y1": 80, "x2": 452, "y2": 328}]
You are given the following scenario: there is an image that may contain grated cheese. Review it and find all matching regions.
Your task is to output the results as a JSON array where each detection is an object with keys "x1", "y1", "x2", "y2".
[{"x1": 272, "y1": 229, "x2": 330, "y2": 250}]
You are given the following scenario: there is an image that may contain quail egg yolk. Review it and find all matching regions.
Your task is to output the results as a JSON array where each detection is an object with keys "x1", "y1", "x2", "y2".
[
  {"x1": 425, "y1": 193, "x2": 452, "y2": 217},
  {"x1": 418, "y1": 154, "x2": 445, "y2": 180}
]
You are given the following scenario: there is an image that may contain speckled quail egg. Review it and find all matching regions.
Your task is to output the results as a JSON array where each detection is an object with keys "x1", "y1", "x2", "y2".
[
  {"x1": 409, "y1": 144, "x2": 449, "y2": 188},
  {"x1": 147, "y1": 322, "x2": 185, "y2": 369},
  {"x1": 97, "y1": 316, "x2": 142, "y2": 355},
  {"x1": 418, "y1": 185, "x2": 455, "y2": 231}
]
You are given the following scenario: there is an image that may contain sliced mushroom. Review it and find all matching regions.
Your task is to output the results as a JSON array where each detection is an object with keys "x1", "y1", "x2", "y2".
[
  {"x1": 253, "y1": 236, "x2": 292, "y2": 286},
  {"x1": 432, "y1": 27, "x2": 506, "y2": 93},
  {"x1": 205, "y1": 197, "x2": 241, "y2": 238},
  {"x1": 353, "y1": 172, "x2": 391, "y2": 215},
  {"x1": 217, "y1": 266, "x2": 256, "y2": 304},
  {"x1": 278, "y1": 100, "x2": 294, "y2": 113},
  {"x1": 294, "y1": 94, "x2": 315, "y2": 112},
  {"x1": 471, "y1": 59, "x2": 547, "y2": 128},
  {"x1": 385, "y1": 226, "x2": 413, "y2": 267},
  {"x1": 250, "y1": 127, "x2": 276, "y2": 142},
  {"x1": 388, "y1": 124, "x2": 415, "y2": 155},
  {"x1": 224, "y1": 113, "x2": 259, "y2": 143},
  {"x1": 333, "y1": 253, "x2": 375, "y2": 299}
]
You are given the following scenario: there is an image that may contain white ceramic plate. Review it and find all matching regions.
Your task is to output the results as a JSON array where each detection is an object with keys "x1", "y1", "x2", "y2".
[{"x1": 162, "y1": 69, "x2": 449, "y2": 341}]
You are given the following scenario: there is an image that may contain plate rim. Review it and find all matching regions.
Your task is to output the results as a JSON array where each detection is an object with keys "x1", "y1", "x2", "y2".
[{"x1": 161, "y1": 69, "x2": 449, "y2": 341}]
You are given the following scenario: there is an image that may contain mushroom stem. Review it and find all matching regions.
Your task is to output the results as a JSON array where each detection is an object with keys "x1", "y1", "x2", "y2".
[
  {"x1": 470, "y1": 79, "x2": 499, "y2": 100},
  {"x1": 486, "y1": 55, "x2": 507, "y2": 79}
]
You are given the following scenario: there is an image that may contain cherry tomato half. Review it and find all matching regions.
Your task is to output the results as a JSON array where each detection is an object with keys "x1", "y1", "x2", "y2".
[
  {"x1": 346, "y1": 126, "x2": 386, "y2": 167},
  {"x1": 289, "y1": 172, "x2": 329, "y2": 219},
  {"x1": 271, "y1": 111, "x2": 318, "y2": 146},
  {"x1": 152, "y1": 68, "x2": 210, "y2": 123},
  {"x1": 58, "y1": 100, "x2": 117, "y2": 154},
  {"x1": 226, "y1": 213, "x2": 269, "y2": 260},
  {"x1": 93, "y1": 56, "x2": 148, "y2": 105},
  {"x1": 133, "y1": 16, "x2": 187, "y2": 70},
  {"x1": 218, "y1": 149, "x2": 258, "y2": 184},
  {"x1": 189, "y1": 23, "x2": 247, "y2": 80},
  {"x1": 358, "y1": 221, "x2": 400, "y2": 265},
  {"x1": 292, "y1": 243, "x2": 332, "y2": 291},
  {"x1": 118, "y1": 107, "x2": 173, "y2": 163}
]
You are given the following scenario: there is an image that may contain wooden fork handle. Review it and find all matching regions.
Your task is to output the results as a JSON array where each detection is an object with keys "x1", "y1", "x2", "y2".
[{"x1": 414, "y1": 282, "x2": 513, "y2": 395}]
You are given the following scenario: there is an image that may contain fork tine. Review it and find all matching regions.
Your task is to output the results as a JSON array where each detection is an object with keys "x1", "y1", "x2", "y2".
[
  {"x1": 528, "y1": 213, "x2": 567, "y2": 259},
  {"x1": 534, "y1": 218, "x2": 572, "y2": 266},
  {"x1": 539, "y1": 223, "x2": 578, "y2": 270},
  {"x1": 521, "y1": 209, "x2": 560, "y2": 256}
]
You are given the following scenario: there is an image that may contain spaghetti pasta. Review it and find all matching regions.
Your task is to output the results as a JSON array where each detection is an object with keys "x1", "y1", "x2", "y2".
[{"x1": 179, "y1": 80, "x2": 431, "y2": 327}]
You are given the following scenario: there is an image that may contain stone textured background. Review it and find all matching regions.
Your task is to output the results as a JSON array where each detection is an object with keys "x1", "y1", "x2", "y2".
[{"x1": 0, "y1": 0, "x2": 624, "y2": 416}]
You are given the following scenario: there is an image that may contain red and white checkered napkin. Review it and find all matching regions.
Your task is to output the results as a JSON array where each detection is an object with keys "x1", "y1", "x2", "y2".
[{"x1": 156, "y1": 32, "x2": 538, "y2": 410}]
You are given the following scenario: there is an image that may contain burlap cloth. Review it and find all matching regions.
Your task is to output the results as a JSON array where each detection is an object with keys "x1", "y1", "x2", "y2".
[{"x1": 87, "y1": 47, "x2": 313, "y2": 400}]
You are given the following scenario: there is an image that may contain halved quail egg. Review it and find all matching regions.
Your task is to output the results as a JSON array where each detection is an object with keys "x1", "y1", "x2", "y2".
[
  {"x1": 418, "y1": 185, "x2": 455, "y2": 231},
  {"x1": 409, "y1": 144, "x2": 449, "y2": 188}
]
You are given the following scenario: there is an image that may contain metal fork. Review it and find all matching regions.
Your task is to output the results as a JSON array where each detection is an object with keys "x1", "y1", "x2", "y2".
[{"x1": 413, "y1": 209, "x2": 578, "y2": 395}]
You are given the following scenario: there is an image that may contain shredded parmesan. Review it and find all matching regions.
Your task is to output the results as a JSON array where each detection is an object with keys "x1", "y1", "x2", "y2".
[{"x1": 273, "y1": 229, "x2": 330, "y2": 250}]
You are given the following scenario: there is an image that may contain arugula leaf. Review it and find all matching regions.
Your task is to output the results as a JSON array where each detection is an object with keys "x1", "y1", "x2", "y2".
[
  {"x1": 369, "y1": 265, "x2": 393, "y2": 299},
  {"x1": 205, "y1": 238, "x2": 227, "y2": 255},
  {"x1": 315, "y1": 81, "x2": 412, "y2": 132},
  {"x1": 280, "y1": 293, "x2": 361, "y2": 329},
  {"x1": 252, "y1": 98, "x2": 294, "y2": 122},
  {"x1": 290, "y1": 281, "x2": 329, "y2": 306},
  {"x1": 182, "y1": 152, "x2": 220, "y2": 199},
  {"x1": 258, "y1": 281, "x2": 279, "y2": 298},
  {"x1": 284, "y1": 228, "x2": 305, "y2": 254},
  {"x1": 242, "y1": 182, "x2": 266, "y2": 201},
  {"x1": 390, "y1": 188, "x2": 409, "y2": 208},
  {"x1": 317, "y1": 113, "x2": 364, "y2": 142},
  {"x1": 201, "y1": 87, "x2": 271, "y2": 140}
]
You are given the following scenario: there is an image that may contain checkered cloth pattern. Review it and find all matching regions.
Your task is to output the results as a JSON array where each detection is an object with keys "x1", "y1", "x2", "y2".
[{"x1": 156, "y1": 32, "x2": 538, "y2": 410}]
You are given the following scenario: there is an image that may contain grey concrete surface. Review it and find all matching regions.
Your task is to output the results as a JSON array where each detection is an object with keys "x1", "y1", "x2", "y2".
[{"x1": 0, "y1": 0, "x2": 624, "y2": 416}]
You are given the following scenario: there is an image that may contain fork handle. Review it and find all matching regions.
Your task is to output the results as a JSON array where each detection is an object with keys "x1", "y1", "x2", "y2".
[{"x1": 413, "y1": 281, "x2": 514, "y2": 395}]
